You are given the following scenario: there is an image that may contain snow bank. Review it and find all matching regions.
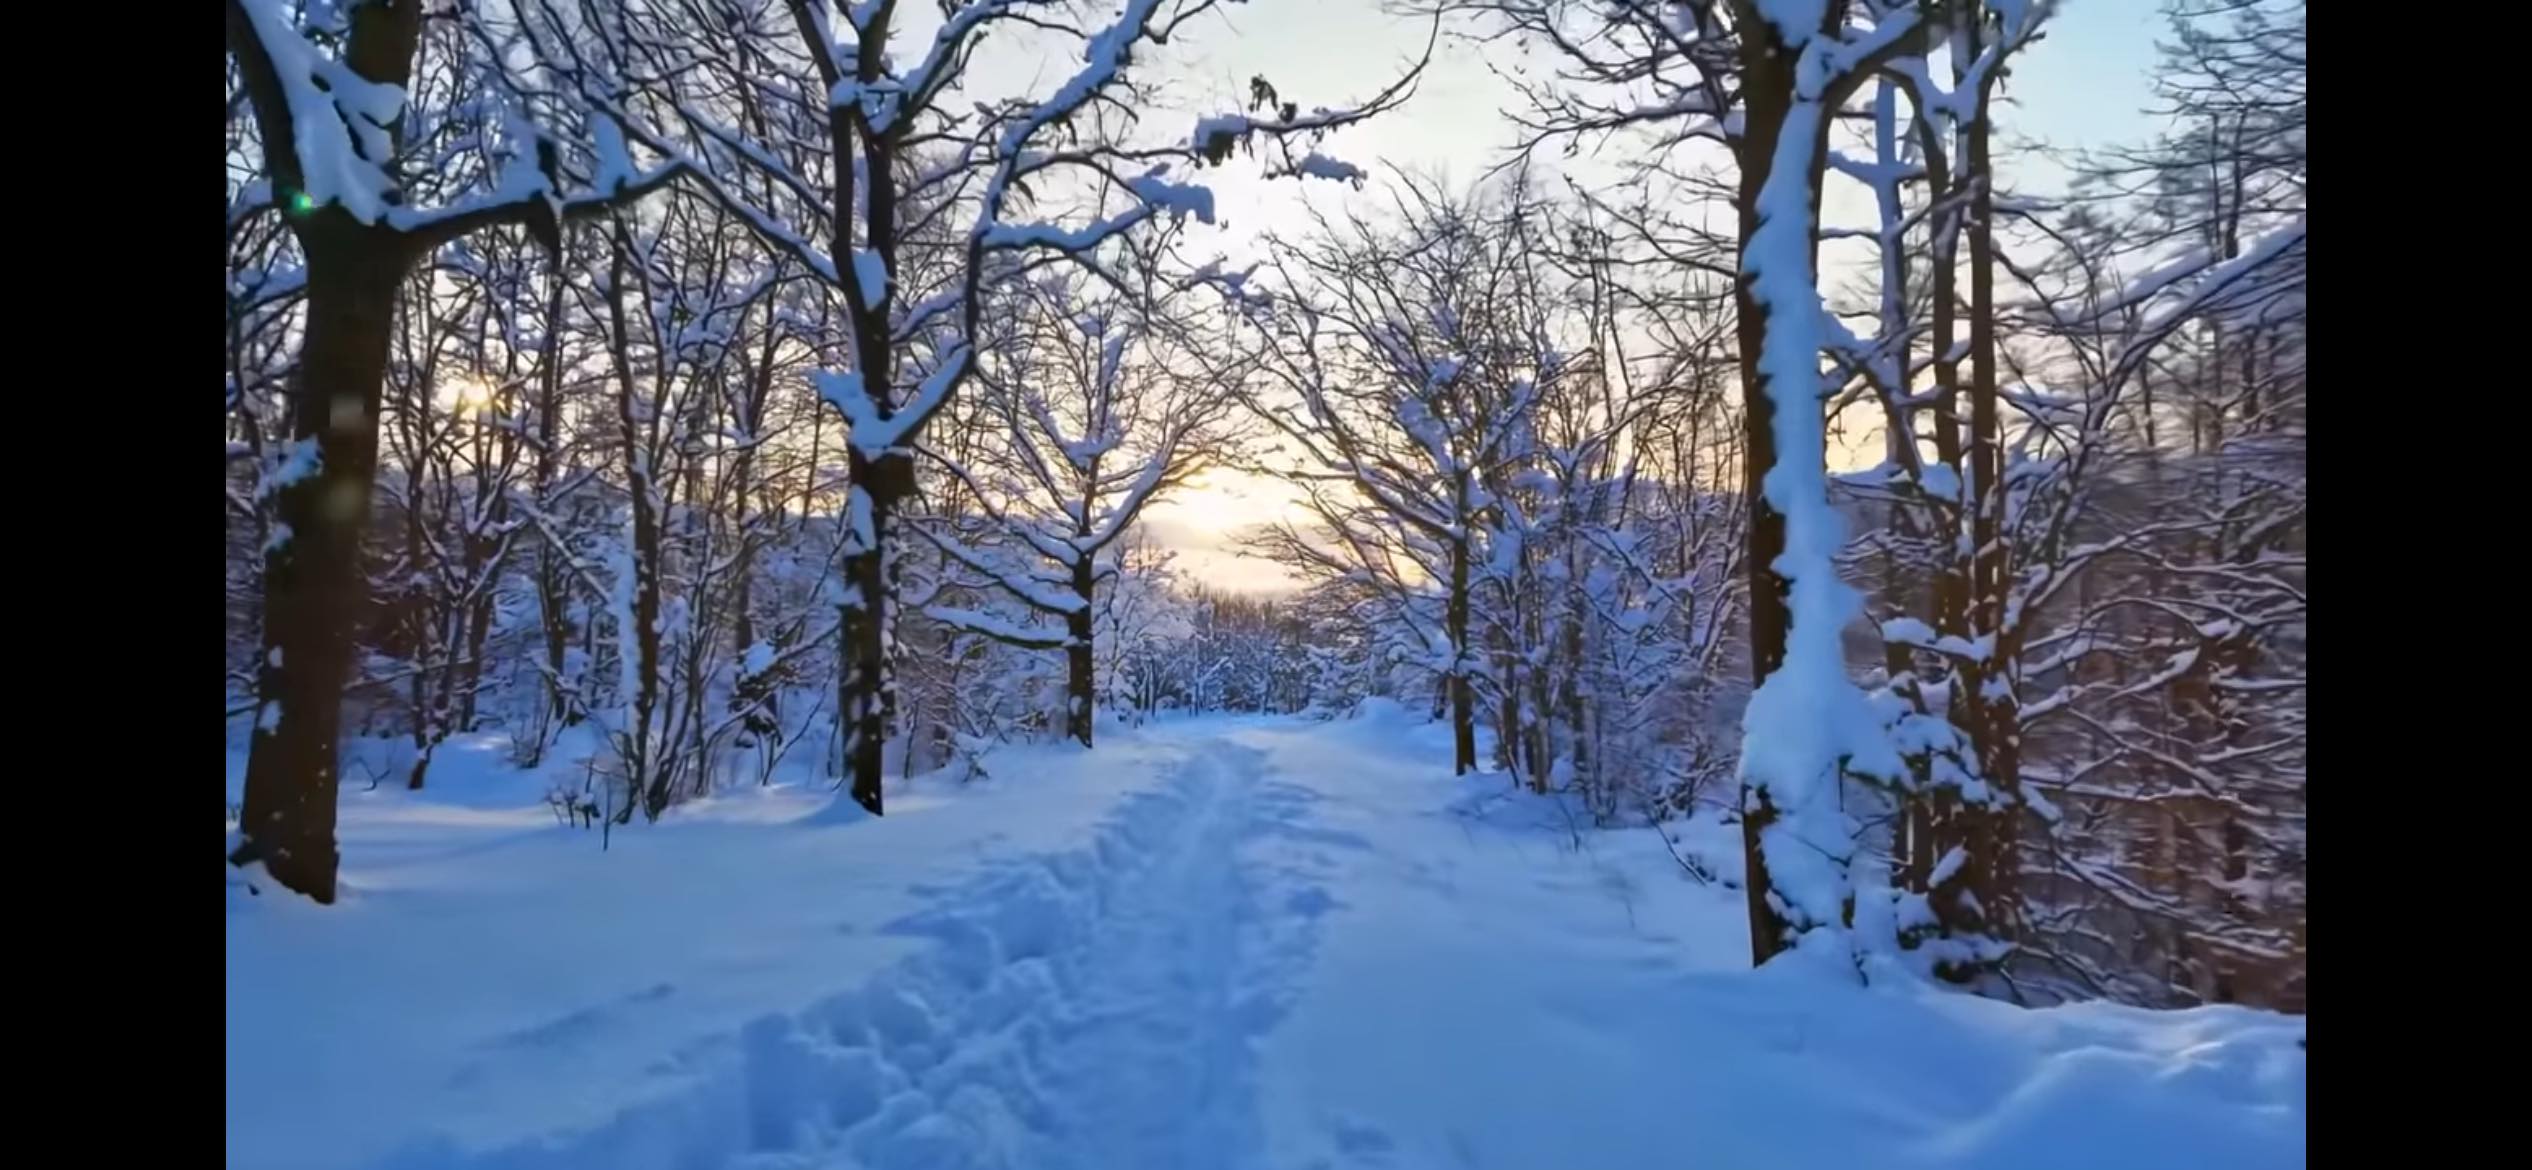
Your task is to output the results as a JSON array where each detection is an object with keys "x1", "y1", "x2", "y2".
[
  {"x1": 1344, "y1": 695, "x2": 1418, "y2": 729},
  {"x1": 227, "y1": 728, "x2": 1223, "y2": 1170},
  {"x1": 1224, "y1": 719, "x2": 2304, "y2": 1170}
]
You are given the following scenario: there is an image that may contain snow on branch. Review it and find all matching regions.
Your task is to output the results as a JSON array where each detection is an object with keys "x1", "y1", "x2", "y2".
[
  {"x1": 1736, "y1": 0, "x2": 1934, "y2": 962},
  {"x1": 916, "y1": 524, "x2": 1091, "y2": 615},
  {"x1": 925, "y1": 604, "x2": 1072, "y2": 650},
  {"x1": 230, "y1": 0, "x2": 690, "y2": 249},
  {"x1": 228, "y1": 0, "x2": 405, "y2": 224},
  {"x1": 818, "y1": 346, "x2": 976, "y2": 459}
]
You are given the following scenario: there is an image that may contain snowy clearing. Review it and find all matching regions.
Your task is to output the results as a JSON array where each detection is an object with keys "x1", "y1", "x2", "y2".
[{"x1": 228, "y1": 709, "x2": 2302, "y2": 1170}]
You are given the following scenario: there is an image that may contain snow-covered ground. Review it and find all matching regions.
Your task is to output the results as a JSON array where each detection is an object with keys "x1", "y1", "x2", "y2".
[{"x1": 228, "y1": 709, "x2": 2305, "y2": 1170}]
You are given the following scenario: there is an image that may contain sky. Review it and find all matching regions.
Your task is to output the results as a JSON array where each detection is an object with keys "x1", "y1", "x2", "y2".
[{"x1": 1133, "y1": 0, "x2": 2174, "y2": 595}]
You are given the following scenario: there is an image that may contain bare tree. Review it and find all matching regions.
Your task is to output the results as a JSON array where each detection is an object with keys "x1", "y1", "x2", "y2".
[
  {"x1": 917, "y1": 255, "x2": 1234, "y2": 747},
  {"x1": 1993, "y1": 0, "x2": 2307, "y2": 1005},
  {"x1": 1806, "y1": 0, "x2": 2303, "y2": 998},
  {"x1": 1792, "y1": 1, "x2": 2050, "y2": 979},
  {"x1": 375, "y1": 237, "x2": 538, "y2": 790},
  {"x1": 1228, "y1": 177, "x2": 1556, "y2": 775},
  {"x1": 226, "y1": 0, "x2": 686, "y2": 901},
  {"x1": 512, "y1": 0, "x2": 1424, "y2": 813}
]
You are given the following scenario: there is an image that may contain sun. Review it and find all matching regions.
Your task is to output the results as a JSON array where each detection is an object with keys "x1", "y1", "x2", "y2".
[{"x1": 441, "y1": 376, "x2": 496, "y2": 415}]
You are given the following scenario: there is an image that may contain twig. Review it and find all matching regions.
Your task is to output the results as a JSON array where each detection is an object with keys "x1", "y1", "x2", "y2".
[{"x1": 1644, "y1": 800, "x2": 1716, "y2": 885}]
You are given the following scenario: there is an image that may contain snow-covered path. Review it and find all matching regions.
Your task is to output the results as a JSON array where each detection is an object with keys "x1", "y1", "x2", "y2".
[
  {"x1": 1023, "y1": 737, "x2": 1277, "y2": 1169},
  {"x1": 228, "y1": 712, "x2": 2304, "y2": 1170},
  {"x1": 692, "y1": 731, "x2": 1309, "y2": 1170},
  {"x1": 232, "y1": 721, "x2": 1332, "y2": 1170}
]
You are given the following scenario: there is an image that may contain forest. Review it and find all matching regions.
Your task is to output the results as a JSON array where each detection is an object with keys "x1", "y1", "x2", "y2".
[{"x1": 226, "y1": 0, "x2": 2306, "y2": 1126}]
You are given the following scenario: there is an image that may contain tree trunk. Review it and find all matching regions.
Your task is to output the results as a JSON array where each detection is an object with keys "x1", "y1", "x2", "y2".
[
  {"x1": 1959, "y1": 81, "x2": 2020, "y2": 943},
  {"x1": 532, "y1": 236, "x2": 578, "y2": 744},
  {"x1": 401, "y1": 455, "x2": 433, "y2": 789},
  {"x1": 839, "y1": 450, "x2": 911, "y2": 815},
  {"x1": 599, "y1": 233, "x2": 669, "y2": 824},
  {"x1": 1528, "y1": 676, "x2": 1551, "y2": 794},
  {"x1": 459, "y1": 582, "x2": 494, "y2": 729},
  {"x1": 1446, "y1": 536, "x2": 1477, "y2": 775},
  {"x1": 232, "y1": 227, "x2": 411, "y2": 904},
  {"x1": 1732, "y1": 44, "x2": 1795, "y2": 967},
  {"x1": 728, "y1": 321, "x2": 780, "y2": 750},
  {"x1": 1561, "y1": 571, "x2": 1589, "y2": 802},
  {"x1": 406, "y1": 738, "x2": 436, "y2": 792},
  {"x1": 624, "y1": 464, "x2": 665, "y2": 823},
  {"x1": 1498, "y1": 669, "x2": 1521, "y2": 777},
  {"x1": 1066, "y1": 557, "x2": 1097, "y2": 748}
]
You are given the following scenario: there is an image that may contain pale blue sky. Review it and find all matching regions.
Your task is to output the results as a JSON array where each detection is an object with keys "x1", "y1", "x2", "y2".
[
  {"x1": 1161, "y1": 0, "x2": 2168, "y2": 243},
  {"x1": 1996, "y1": 0, "x2": 2169, "y2": 189},
  {"x1": 1136, "y1": 0, "x2": 2177, "y2": 592}
]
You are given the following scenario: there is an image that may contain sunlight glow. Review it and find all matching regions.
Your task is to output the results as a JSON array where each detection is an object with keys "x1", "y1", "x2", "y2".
[{"x1": 441, "y1": 376, "x2": 496, "y2": 415}]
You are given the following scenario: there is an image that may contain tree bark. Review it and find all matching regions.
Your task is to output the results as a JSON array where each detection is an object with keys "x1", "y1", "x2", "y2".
[
  {"x1": 1732, "y1": 36, "x2": 1795, "y2": 967},
  {"x1": 599, "y1": 232, "x2": 670, "y2": 823},
  {"x1": 1959, "y1": 74, "x2": 2020, "y2": 942},
  {"x1": 228, "y1": 0, "x2": 669, "y2": 895},
  {"x1": 840, "y1": 450, "x2": 911, "y2": 815},
  {"x1": 1066, "y1": 557, "x2": 1097, "y2": 748},
  {"x1": 1726, "y1": 0, "x2": 1889, "y2": 962},
  {"x1": 728, "y1": 314, "x2": 781, "y2": 749},
  {"x1": 1446, "y1": 536, "x2": 1477, "y2": 775},
  {"x1": 533, "y1": 260, "x2": 578, "y2": 742},
  {"x1": 233, "y1": 226, "x2": 411, "y2": 903}
]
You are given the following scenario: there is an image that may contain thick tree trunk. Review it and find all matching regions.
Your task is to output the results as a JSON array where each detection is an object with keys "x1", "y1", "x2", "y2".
[
  {"x1": 839, "y1": 450, "x2": 910, "y2": 816},
  {"x1": 1729, "y1": 5, "x2": 1873, "y2": 962},
  {"x1": 1065, "y1": 558, "x2": 1097, "y2": 748},
  {"x1": 1732, "y1": 46, "x2": 1795, "y2": 967},
  {"x1": 233, "y1": 228, "x2": 411, "y2": 904},
  {"x1": 823, "y1": 20, "x2": 909, "y2": 817},
  {"x1": 1959, "y1": 87, "x2": 2019, "y2": 944}
]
